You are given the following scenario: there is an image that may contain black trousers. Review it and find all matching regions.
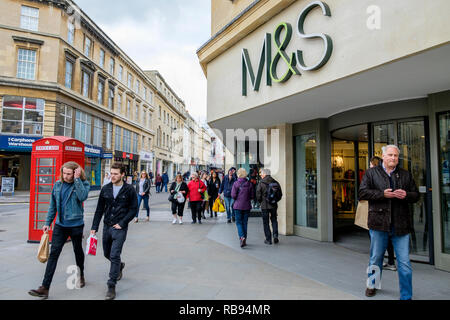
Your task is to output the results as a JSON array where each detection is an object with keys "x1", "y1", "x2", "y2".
[
  {"x1": 42, "y1": 224, "x2": 84, "y2": 289},
  {"x1": 209, "y1": 195, "x2": 218, "y2": 216},
  {"x1": 171, "y1": 201, "x2": 186, "y2": 216},
  {"x1": 262, "y1": 208, "x2": 279, "y2": 241},
  {"x1": 102, "y1": 225, "x2": 128, "y2": 288},
  {"x1": 190, "y1": 201, "x2": 203, "y2": 222}
]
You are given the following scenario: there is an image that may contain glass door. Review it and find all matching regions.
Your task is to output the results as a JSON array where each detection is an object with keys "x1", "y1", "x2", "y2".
[{"x1": 372, "y1": 119, "x2": 431, "y2": 261}]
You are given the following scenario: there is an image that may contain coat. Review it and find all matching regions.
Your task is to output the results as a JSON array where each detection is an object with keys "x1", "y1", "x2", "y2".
[
  {"x1": 231, "y1": 178, "x2": 254, "y2": 211},
  {"x1": 169, "y1": 181, "x2": 189, "y2": 203},
  {"x1": 208, "y1": 178, "x2": 221, "y2": 200},
  {"x1": 256, "y1": 175, "x2": 282, "y2": 210},
  {"x1": 135, "y1": 178, "x2": 151, "y2": 195},
  {"x1": 92, "y1": 182, "x2": 138, "y2": 231},
  {"x1": 187, "y1": 179, "x2": 207, "y2": 202},
  {"x1": 358, "y1": 165, "x2": 419, "y2": 235},
  {"x1": 45, "y1": 178, "x2": 90, "y2": 227},
  {"x1": 219, "y1": 174, "x2": 237, "y2": 198}
]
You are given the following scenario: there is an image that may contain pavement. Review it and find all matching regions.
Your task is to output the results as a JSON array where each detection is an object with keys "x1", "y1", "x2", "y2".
[{"x1": 0, "y1": 190, "x2": 449, "y2": 300}]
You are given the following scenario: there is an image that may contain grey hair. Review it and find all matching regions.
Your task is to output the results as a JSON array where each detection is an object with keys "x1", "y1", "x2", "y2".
[
  {"x1": 382, "y1": 145, "x2": 401, "y2": 155},
  {"x1": 261, "y1": 168, "x2": 271, "y2": 176},
  {"x1": 191, "y1": 172, "x2": 199, "y2": 178}
]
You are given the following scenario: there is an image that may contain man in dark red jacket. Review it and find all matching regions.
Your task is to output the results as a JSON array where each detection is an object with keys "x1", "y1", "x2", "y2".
[{"x1": 187, "y1": 172, "x2": 207, "y2": 224}]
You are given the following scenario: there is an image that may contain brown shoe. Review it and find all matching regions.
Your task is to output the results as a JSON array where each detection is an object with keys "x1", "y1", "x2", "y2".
[
  {"x1": 78, "y1": 276, "x2": 85, "y2": 288},
  {"x1": 28, "y1": 286, "x2": 49, "y2": 299},
  {"x1": 365, "y1": 288, "x2": 377, "y2": 297}
]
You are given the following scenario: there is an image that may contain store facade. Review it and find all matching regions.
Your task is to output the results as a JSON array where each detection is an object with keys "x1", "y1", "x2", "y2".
[{"x1": 198, "y1": 0, "x2": 450, "y2": 271}]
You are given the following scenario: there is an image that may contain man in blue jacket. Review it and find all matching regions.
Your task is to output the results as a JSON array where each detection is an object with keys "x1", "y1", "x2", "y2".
[
  {"x1": 219, "y1": 167, "x2": 237, "y2": 223},
  {"x1": 29, "y1": 162, "x2": 90, "y2": 299},
  {"x1": 162, "y1": 171, "x2": 169, "y2": 192}
]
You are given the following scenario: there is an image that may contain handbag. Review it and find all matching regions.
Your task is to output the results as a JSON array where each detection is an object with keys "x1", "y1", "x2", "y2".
[
  {"x1": 176, "y1": 192, "x2": 185, "y2": 203},
  {"x1": 37, "y1": 232, "x2": 50, "y2": 263},
  {"x1": 354, "y1": 200, "x2": 369, "y2": 230}
]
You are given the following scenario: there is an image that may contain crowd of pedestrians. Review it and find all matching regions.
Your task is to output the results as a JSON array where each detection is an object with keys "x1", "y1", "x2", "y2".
[{"x1": 28, "y1": 143, "x2": 417, "y2": 301}]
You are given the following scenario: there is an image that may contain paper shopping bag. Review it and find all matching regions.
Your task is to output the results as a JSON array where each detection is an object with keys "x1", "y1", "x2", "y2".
[
  {"x1": 85, "y1": 234, "x2": 98, "y2": 256},
  {"x1": 354, "y1": 200, "x2": 369, "y2": 230},
  {"x1": 37, "y1": 232, "x2": 49, "y2": 263}
]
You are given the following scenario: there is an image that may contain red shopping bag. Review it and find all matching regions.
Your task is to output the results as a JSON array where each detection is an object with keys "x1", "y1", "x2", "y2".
[{"x1": 85, "y1": 234, "x2": 97, "y2": 256}]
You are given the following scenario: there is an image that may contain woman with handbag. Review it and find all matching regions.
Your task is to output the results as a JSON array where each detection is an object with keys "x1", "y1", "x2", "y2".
[
  {"x1": 187, "y1": 172, "x2": 207, "y2": 224},
  {"x1": 169, "y1": 174, "x2": 189, "y2": 224}
]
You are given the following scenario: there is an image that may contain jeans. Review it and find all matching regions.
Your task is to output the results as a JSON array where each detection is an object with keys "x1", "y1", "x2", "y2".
[
  {"x1": 368, "y1": 227, "x2": 412, "y2": 300},
  {"x1": 163, "y1": 183, "x2": 168, "y2": 192},
  {"x1": 136, "y1": 194, "x2": 150, "y2": 218},
  {"x1": 224, "y1": 196, "x2": 235, "y2": 220},
  {"x1": 234, "y1": 209, "x2": 249, "y2": 239},
  {"x1": 42, "y1": 224, "x2": 84, "y2": 289},
  {"x1": 103, "y1": 225, "x2": 128, "y2": 288},
  {"x1": 190, "y1": 201, "x2": 203, "y2": 222},
  {"x1": 156, "y1": 183, "x2": 161, "y2": 193},
  {"x1": 262, "y1": 208, "x2": 278, "y2": 241}
]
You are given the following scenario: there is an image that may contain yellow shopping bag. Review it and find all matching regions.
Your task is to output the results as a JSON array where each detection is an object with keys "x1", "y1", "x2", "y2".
[
  {"x1": 212, "y1": 197, "x2": 220, "y2": 212},
  {"x1": 217, "y1": 198, "x2": 226, "y2": 213}
]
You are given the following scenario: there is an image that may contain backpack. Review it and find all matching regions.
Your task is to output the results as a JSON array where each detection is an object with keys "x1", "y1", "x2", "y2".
[{"x1": 265, "y1": 181, "x2": 282, "y2": 205}]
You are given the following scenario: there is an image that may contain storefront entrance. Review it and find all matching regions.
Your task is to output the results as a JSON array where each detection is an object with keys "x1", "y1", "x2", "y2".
[{"x1": 332, "y1": 118, "x2": 433, "y2": 263}]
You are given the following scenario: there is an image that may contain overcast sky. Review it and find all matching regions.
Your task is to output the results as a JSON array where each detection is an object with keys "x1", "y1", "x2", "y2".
[{"x1": 74, "y1": 0, "x2": 211, "y2": 123}]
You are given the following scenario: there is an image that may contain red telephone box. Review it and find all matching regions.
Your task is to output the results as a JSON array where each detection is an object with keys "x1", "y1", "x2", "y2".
[{"x1": 28, "y1": 137, "x2": 85, "y2": 243}]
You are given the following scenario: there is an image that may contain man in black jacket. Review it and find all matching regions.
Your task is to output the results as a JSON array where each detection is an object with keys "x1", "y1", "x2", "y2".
[
  {"x1": 91, "y1": 163, "x2": 138, "y2": 300},
  {"x1": 256, "y1": 168, "x2": 282, "y2": 245},
  {"x1": 359, "y1": 145, "x2": 419, "y2": 300}
]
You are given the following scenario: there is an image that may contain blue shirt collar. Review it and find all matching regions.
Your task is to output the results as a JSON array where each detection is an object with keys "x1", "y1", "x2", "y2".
[{"x1": 382, "y1": 162, "x2": 396, "y2": 177}]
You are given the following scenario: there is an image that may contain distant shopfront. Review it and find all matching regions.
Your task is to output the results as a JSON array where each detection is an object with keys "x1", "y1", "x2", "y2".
[
  {"x1": 114, "y1": 150, "x2": 139, "y2": 178},
  {"x1": 84, "y1": 144, "x2": 103, "y2": 190}
]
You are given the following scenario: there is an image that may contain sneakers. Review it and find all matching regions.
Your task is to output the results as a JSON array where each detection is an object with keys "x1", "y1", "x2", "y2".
[
  {"x1": 198, "y1": 220, "x2": 202, "y2": 224},
  {"x1": 105, "y1": 286, "x2": 116, "y2": 300},
  {"x1": 240, "y1": 237, "x2": 245, "y2": 248},
  {"x1": 172, "y1": 218, "x2": 177, "y2": 224},
  {"x1": 117, "y1": 262, "x2": 125, "y2": 281},
  {"x1": 178, "y1": 219, "x2": 183, "y2": 224},
  {"x1": 264, "y1": 240, "x2": 272, "y2": 245},
  {"x1": 365, "y1": 288, "x2": 377, "y2": 297},
  {"x1": 383, "y1": 263, "x2": 397, "y2": 271},
  {"x1": 274, "y1": 238, "x2": 279, "y2": 244},
  {"x1": 191, "y1": 221, "x2": 197, "y2": 224},
  {"x1": 28, "y1": 286, "x2": 49, "y2": 299}
]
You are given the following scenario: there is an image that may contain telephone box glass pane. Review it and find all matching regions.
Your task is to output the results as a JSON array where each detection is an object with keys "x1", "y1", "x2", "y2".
[
  {"x1": 37, "y1": 202, "x2": 50, "y2": 212},
  {"x1": 38, "y1": 194, "x2": 51, "y2": 203},
  {"x1": 38, "y1": 167, "x2": 53, "y2": 175},
  {"x1": 38, "y1": 176, "x2": 52, "y2": 184},
  {"x1": 38, "y1": 185, "x2": 52, "y2": 193},
  {"x1": 39, "y1": 158, "x2": 53, "y2": 166}
]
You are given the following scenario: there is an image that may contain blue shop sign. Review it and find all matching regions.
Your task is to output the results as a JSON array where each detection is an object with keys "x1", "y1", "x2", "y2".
[
  {"x1": 102, "y1": 152, "x2": 113, "y2": 159},
  {"x1": 85, "y1": 144, "x2": 103, "y2": 158},
  {"x1": 0, "y1": 135, "x2": 42, "y2": 152}
]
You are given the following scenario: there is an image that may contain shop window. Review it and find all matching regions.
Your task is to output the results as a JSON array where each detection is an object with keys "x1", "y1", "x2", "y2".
[
  {"x1": 1, "y1": 96, "x2": 44, "y2": 135},
  {"x1": 438, "y1": 112, "x2": 450, "y2": 254},
  {"x1": 17, "y1": 48, "x2": 37, "y2": 80},
  {"x1": 295, "y1": 133, "x2": 318, "y2": 228}
]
